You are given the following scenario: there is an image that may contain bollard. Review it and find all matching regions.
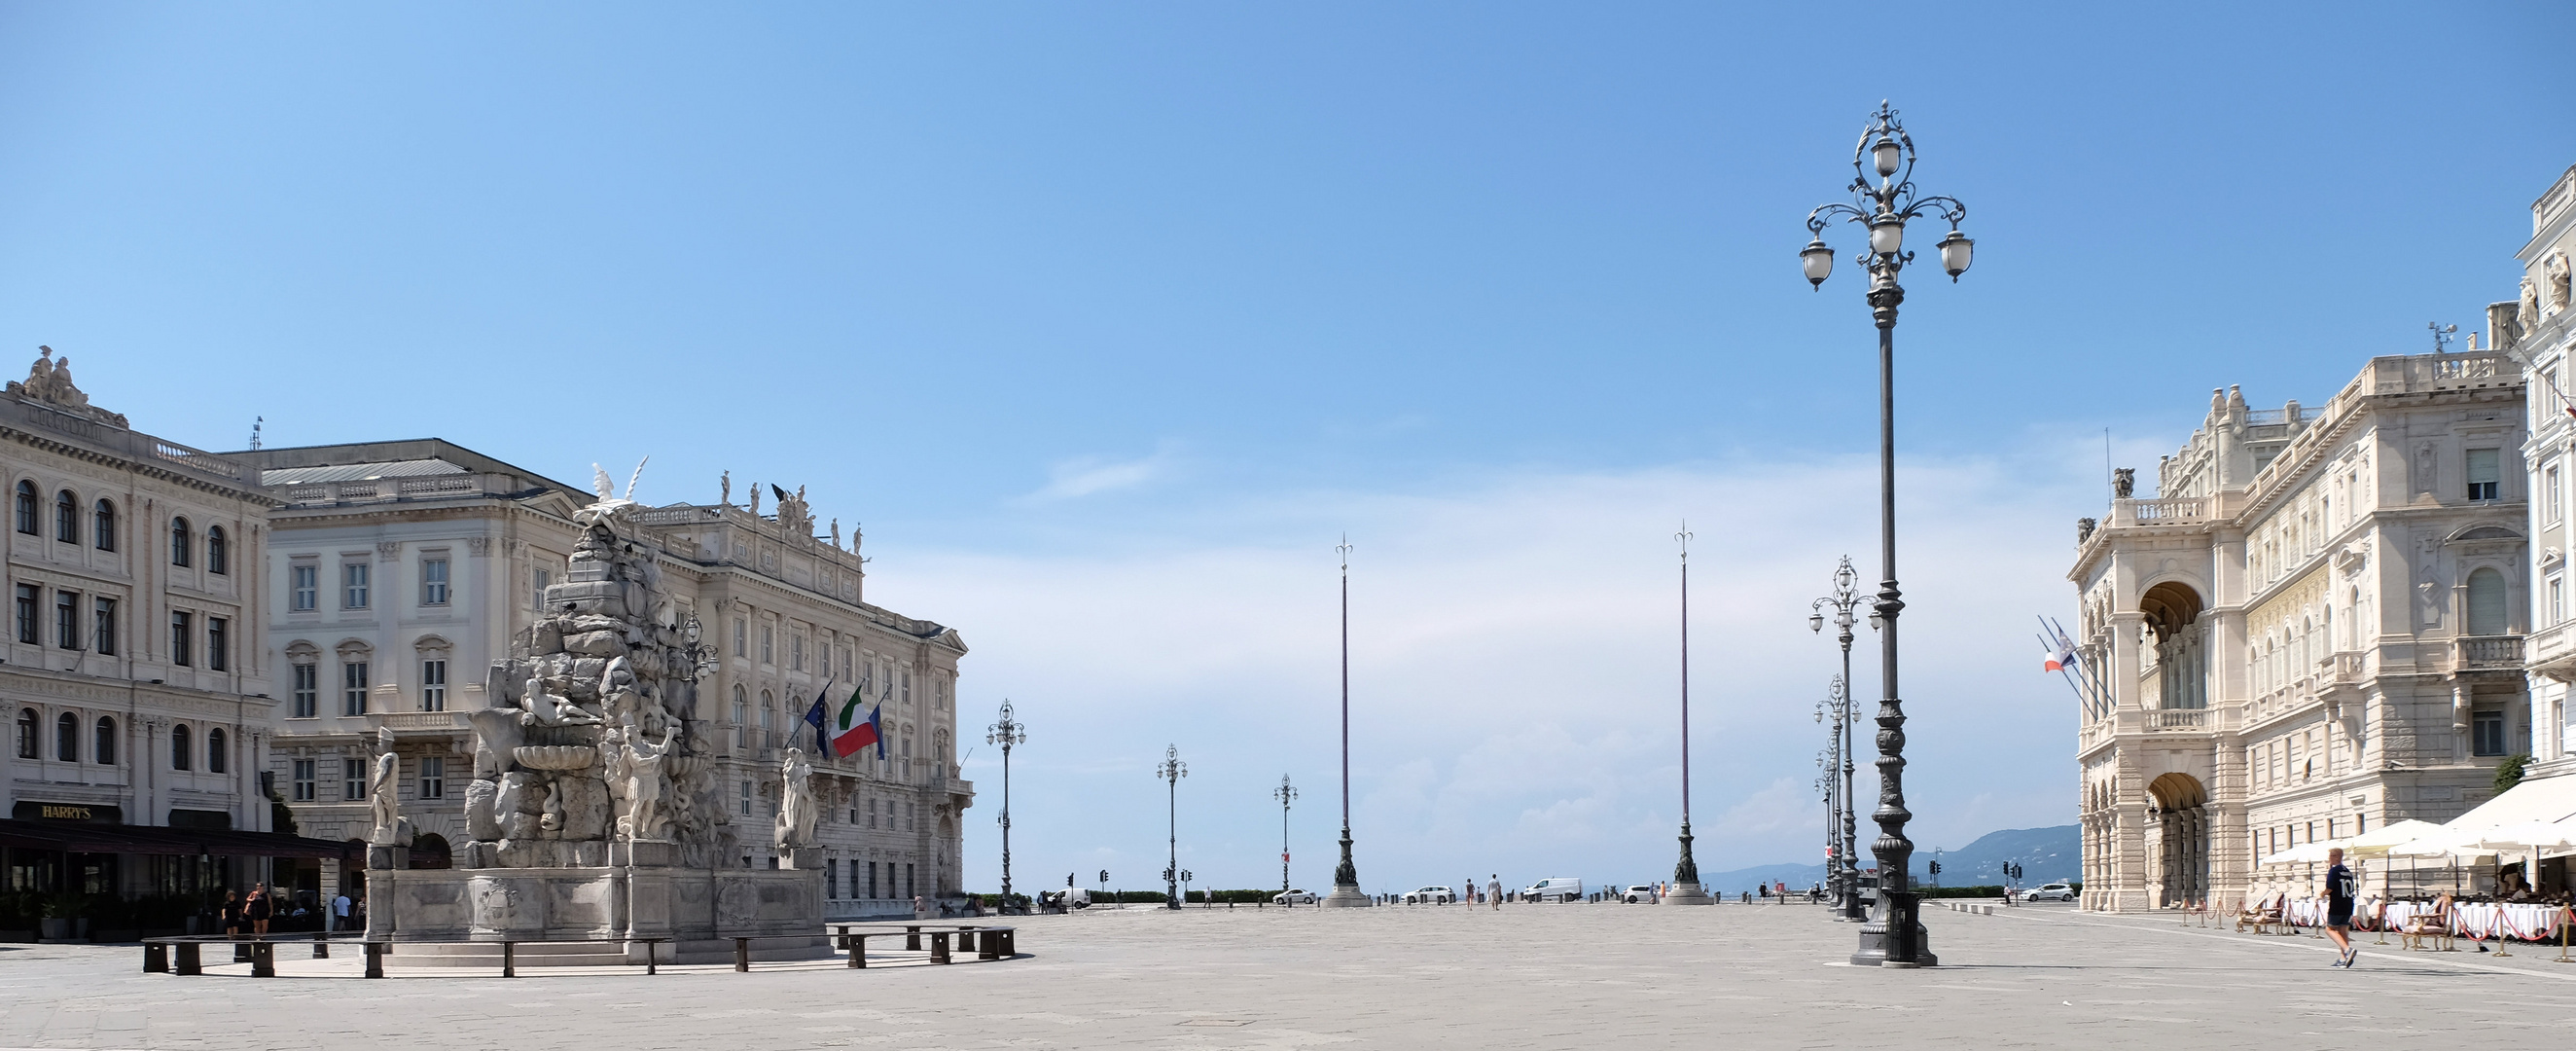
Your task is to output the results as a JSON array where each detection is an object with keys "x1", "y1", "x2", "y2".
[
  {"x1": 503, "y1": 941, "x2": 517, "y2": 978},
  {"x1": 312, "y1": 937, "x2": 330, "y2": 960},
  {"x1": 931, "y1": 931, "x2": 951, "y2": 964},
  {"x1": 847, "y1": 934, "x2": 867, "y2": 969},
  {"x1": 978, "y1": 929, "x2": 999, "y2": 961},
  {"x1": 233, "y1": 938, "x2": 252, "y2": 963},
  {"x1": 249, "y1": 942, "x2": 275, "y2": 978},
  {"x1": 999, "y1": 928, "x2": 1016, "y2": 957},
  {"x1": 175, "y1": 941, "x2": 202, "y2": 976},
  {"x1": 906, "y1": 925, "x2": 921, "y2": 952},
  {"x1": 144, "y1": 942, "x2": 168, "y2": 974},
  {"x1": 364, "y1": 941, "x2": 385, "y2": 979},
  {"x1": 734, "y1": 937, "x2": 751, "y2": 972},
  {"x1": 644, "y1": 939, "x2": 661, "y2": 976}
]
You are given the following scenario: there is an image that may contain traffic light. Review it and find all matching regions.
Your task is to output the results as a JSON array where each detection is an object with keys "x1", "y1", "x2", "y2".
[{"x1": 1928, "y1": 860, "x2": 1941, "y2": 875}]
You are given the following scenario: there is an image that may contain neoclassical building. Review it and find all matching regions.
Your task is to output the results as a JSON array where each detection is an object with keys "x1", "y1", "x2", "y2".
[
  {"x1": 2070, "y1": 349, "x2": 2532, "y2": 912},
  {"x1": 2506, "y1": 163, "x2": 2576, "y2": 787},
  {"x1": 0, "y1": 351, "x2": 302, "y2": 901},
  {"x1": 241, "y1": 445, "x2": 971, "y2": 913}
]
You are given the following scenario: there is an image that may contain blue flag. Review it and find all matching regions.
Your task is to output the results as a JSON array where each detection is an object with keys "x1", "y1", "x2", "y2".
[{"x1": 803, "y1": 681, "x2": 834, "y2": 757}]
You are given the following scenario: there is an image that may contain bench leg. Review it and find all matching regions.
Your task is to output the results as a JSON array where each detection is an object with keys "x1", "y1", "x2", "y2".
[
  {"x1": 931, "y1": 932, "x2": 950, "y2": 964},
  {"x1": 502, "y1": 941, "x2": 516, "y2": 979},
  {"x1": 847, "y1": 936, "x2": 865, "y2": 968},
  {"x1": 144, "y1": 943, "x2": 167, "y2": 974},
  {"x1": 250, "y1": 943, "x2": 275, "y2": 978},
  {"x1": 365, "y1": 941, "x2": 385, "y2": 979},
  {"x1": 906, "y1": 925, "x2": 920, "y2": 952},
  {"x1": 175, "y1": 942, "x2": 201, "y2": 976},
  {"x1": 645, "y1": 941, "x2": 659, "y2": 976},
  {"x1": 734, "y1": 937, "x2": 750, "y2": 972},
  {"x1": 312, "y1": 938, "x2": 330, "y2": 959}
]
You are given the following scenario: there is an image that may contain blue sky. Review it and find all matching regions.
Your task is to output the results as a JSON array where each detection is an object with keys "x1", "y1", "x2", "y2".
[{"x1": 3, "y1": 3, "x2": 2571, "y2": 893}]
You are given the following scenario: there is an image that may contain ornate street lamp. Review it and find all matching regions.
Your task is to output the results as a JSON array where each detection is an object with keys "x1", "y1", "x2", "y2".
[
  {"x1": 987, "y1": 701, "x2": 1027, "y2": 909},
  {"x1": 1803, "y1": 101, "x2": 1971, "y2": 968},
  {"x1": 1814, "y1": 695, "x2": 1843, "y2": 916},
  {"x1": 1809, "y1": 557, "x2": 1873, "y2": 923},
  {"x1": 1664, "y1": 522, "x2": 1711, "y2": 904},
  {"x1": 1157, "y1": 744, "x2": 1187, "y2": 910},
  {"x1": 1322, "y1": 537, "x2": 1373, "y2": 907},
  {"x1": 1274, "y1": 775, "x2": 1298, "y2": 894}
]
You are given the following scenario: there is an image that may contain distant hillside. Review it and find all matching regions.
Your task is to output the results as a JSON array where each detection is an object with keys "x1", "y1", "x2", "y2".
[{"x1": 1698, "y1": 825, "x2": 2078, "y2": 894}]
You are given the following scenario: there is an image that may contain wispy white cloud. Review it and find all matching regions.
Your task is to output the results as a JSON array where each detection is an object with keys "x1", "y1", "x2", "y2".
[{"x1": 1020, "y1": 442, "x2": 1184, "y2": 502}]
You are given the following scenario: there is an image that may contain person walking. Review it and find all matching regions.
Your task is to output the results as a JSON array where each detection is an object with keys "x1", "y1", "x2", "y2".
[
  {"x1": 1486, "y1": 875, "x2": 1502, "y2": 911},
  {"x1": 332, "y1": 889, "x2": 352, "y2": 932},
  {"x1": 220, "y1": 890, "x2": 243, "y2": 937},
  {"x1": 245, "y1": 884, "x2": 272, "y2": 936},
  {"x1": 2324, "y1": 848, "x2": 2360, "y2": 968}
]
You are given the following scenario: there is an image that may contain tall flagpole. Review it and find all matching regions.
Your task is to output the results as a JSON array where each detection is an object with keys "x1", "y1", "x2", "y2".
[
  {"x1": 1664, "y1": 522, "x2": 1712, "y2": 904},
  {"x1": 1323, "y1": 534, "x2": 1372, "y2": 907}
]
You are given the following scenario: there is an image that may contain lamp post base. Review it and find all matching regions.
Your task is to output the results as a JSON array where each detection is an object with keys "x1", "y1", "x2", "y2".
[
  {"x1": 1658, "y1": 884, "x2": 1714, "y2": 906},
  {"x1": 1849, "y1": 893, "x2": 1937, "y2": 966}
]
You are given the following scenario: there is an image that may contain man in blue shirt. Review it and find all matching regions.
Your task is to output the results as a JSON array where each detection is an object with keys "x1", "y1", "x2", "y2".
[{"x1": 2324, "y1": 847, "x2": 2359, "y2": 968}]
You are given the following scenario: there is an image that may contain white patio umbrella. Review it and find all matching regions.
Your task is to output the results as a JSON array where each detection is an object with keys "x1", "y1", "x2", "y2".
[
  {"x1": 2346, "y1": 820, "x2": 2445, "y2": 898},
  {"x1": 2261, "y1": 840, "x2": 2343, "y2": 866},
  {"x1": 2471, "y1": 820, "x2": 2576, "y2": 893}
]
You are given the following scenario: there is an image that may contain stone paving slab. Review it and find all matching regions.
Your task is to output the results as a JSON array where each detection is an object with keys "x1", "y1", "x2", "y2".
[{"x1": 5, "y1": 900, "x2": 2576, "y2": 1049}]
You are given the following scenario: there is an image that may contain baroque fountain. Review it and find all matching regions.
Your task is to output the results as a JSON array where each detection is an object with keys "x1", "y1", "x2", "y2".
[{"x1": 364, "y1": 468, "x2": 825, "y2": 963}]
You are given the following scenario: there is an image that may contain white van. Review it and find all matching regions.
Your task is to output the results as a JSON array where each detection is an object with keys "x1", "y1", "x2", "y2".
[{"x1": 1521, "y1": 877, "x2": 1584, "y2": 902}]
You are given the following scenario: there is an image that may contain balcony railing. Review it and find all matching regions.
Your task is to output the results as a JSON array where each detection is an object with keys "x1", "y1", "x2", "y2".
[
  {"x1": 2456, "y1": 634, "x2": 2525, "y2": 670},
  {"x1": 372, "y1": 710, "x2": 467, "y2": 733},
  {"x1": 2330, "y1": 651, "x2": 2368, "y2": 684},
  {"x1": 2108, "y1": 496, "x2": 2210, "y2": 528},
  {"x1": 2146, "y1": 708, "x2": 2207, "y2": 731}
]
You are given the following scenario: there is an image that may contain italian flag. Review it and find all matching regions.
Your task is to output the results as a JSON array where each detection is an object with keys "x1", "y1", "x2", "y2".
[{"x1": 829, "y1": 685, "x2": 883, "y2": 760}]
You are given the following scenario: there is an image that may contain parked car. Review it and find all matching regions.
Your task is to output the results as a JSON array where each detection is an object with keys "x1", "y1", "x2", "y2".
[
  {"x1": 1520, "y1": 877, "x2": 1584, "y2": 903},
  {"x1": 1273, "y1": 888, "x2": 1319, "y2": 905},
  {"x1": 1621, "y1": 884, "x2": 1658, "y2": 904},
  {"x1": 2021, "y1": 883, "x2": 2076, "y2": 902},
  {"x1": 1403, "y1": 885, "x2": 1455, "y2": 905},
  {"x1": 1040, "y1": 888, "x2": 1091, "y2": 911}
]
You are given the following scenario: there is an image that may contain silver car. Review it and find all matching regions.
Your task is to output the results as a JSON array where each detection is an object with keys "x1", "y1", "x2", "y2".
[
  {"x1": 1403, "y1": 885, "x2": 1455, "y2": 905},
  {"x1": 1272, "y1": 888, "x2": 1319, "y2": 905},
  {"x1": 2021, "y1": 883, "x2": 2076, "y2": 902},
  {"x1": 1621, "y1": 885, "x2": 1658, "y2": 904}
]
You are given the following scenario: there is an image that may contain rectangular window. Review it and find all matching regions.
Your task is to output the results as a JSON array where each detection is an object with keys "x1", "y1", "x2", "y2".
[
  {"x1": 791, "y1": 634, "x2": 804, "y2": 671},
  {"x1": 54, "y1": 591, "x2": 77, "y2": 650},
  {"x1": 733, "y1": 617, "x2": 746, "y2": 657},
  {"x1": 206, "y1": 617, "x2": 227, "y2": 671},
  {"x1": 344, "y1": 661, "x2": 370, "y2": 716},
  {"x1": 92, "y1": 598, "x2": 115, "y2": 656},
  {"x1": 740, "y1": 780, "x2": 753, "y2": 816},
  {"x1": 2551, "y1": 465, "x2": 2564, "y2": 525},
  {"x1": 13, "y1": 584, "x2": 35, "y2": 645},
  {"x1": 343, "y1": 563, "x2": 370, "y2": 608},
  {"x1": 421, "y1": 659, "x2": 447, "y2": 711},
  {"x1": 827, "y1": 858, "x2": 839, "y2": 899},
  {"x1": 291, "y1": 564, "x2": 318, "y2": 611},
  {"x1": 532, "y1": 568, "x2": 551, "y2": 612},
  {"x1": 292, "y1": 758, "x2": 316, "y2": 802},
  {"x1": 2467, "y1": 448, "x2": 2501, "y2": 501},
  {"x1": 421, "y1": 557, "x2": 449, "y2": 606},
  {"x1": 344, "y1": 757, "x2": 366, "y2": 800},
  {"x1": 292, "y1": 663, "x2": 318, "y2": 718},
  {"x1": 169, "y1": 611, "x2": 191, "y2": 666},
  {"x1": 419, "y1": 756, "x2": 445, "y2": 800},
  {"x1": 2554, "y1": 575, "x2": 2566, "y2": 627},
  {"x1": 2474, "y1": 710, "x2": 2507, "y2": 756},
  {"x1": 906, "y1": 863, "x2": 914, "y2": 900},
  {"x1": 761, "y1": 625, "x2": 773, "y2": 665},
  {"x1": 869, "y1": 798, "x2": 878, "y2": 829}
]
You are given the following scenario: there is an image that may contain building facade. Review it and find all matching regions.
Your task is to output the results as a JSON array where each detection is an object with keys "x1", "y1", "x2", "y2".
[
  {"x1": 2507, "y1": 163, "x2": 2576, "y2": 787},
  {"x1": 2069, "y1": 349, "x2": 2531, "y2": 912},
  {"x1": 0, "y1": 351, "x2": 285, "y2": 901},
  {"x1": 244, "y1": 450, "x2": 972, "y2": 913}
]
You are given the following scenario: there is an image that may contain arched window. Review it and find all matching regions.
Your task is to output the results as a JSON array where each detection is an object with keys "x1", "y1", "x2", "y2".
[
  {"x1": 170, "y1": 518, "x2": 192, "y2": 567},
  {"x1": 171, "y1": 723, "x2": 192, "y2": 771},
  {"x1": 55, "y1": 712, "x2": 78, "y2": 761},
  {"x1": 14, "y1": 708, "x2": 33, "y2": 759},
  {"x1": 53, "y1": 489, "x2": 75, "y2": 544},
  {"x1": 207, "y1": 727, "x2": 227, "y2": 774},
  {"x1": 92, "y1": 499, "x2": 115, "y2": 551},
  {"x1": 760, "y1": 690, "x2": 774, "y2": 739},
  {"x1": 206, "y1": 526, "x2": 228, "y2": 575},
  {"x1": 732, "y1": 684, "x2": 749, "y2": 748},
  {"x1": 2467, "y1": 567, "x2": 2509, "y2": 635},
  {"x1": 12, "y1": 481, "x2": 34, "y2": 534},
  {"x1": 94, "y1": 716, "x2": 116, "y2": 765}
]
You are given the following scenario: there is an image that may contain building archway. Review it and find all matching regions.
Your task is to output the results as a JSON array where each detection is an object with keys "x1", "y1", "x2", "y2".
[
  {"x1": 2147, "y1": 772, "x2": 2210, "y2": 909},
  {"x1": 2140, "y1": 582, "x2": 2208, "y2": 709}
]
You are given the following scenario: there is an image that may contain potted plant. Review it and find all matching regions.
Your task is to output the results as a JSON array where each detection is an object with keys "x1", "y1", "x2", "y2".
[{"x1": 38, "y1": 892, "x2": 85, "y2": 941}]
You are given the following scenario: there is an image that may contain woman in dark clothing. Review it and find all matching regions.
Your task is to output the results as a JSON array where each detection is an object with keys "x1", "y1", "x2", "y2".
[
  {"x1": 245, "y1": 884, "x2": 272, "y2": 935},
  {"x1": 221, "y1": 890, "x2": 243, "y2": 936}
]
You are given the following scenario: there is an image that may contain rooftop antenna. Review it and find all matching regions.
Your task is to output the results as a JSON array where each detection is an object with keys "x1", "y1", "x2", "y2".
[
  {"x1": 248, "y1": 417, "x2": 263, "y2": 451},
  {"x1": 2429, "y1": 322, "x2": 2457, "y2": 354}
]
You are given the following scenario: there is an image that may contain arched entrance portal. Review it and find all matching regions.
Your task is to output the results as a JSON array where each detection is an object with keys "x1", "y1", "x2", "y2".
[
  {"x1": 2147, "y1": 773, "x2": 2209, "y2": 909},
  {"x1": 2141, "y1": 582, "x2": 2208, "y2": 709}
]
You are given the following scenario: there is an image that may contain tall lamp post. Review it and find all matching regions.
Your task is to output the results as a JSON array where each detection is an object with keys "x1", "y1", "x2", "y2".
[
  {"x1": 1813, "y1": 694, "x2": 1844, "y2": 917},
  {"x1": 986, "y1": 701, "x2": 1027, "y2": 909},
  {"x1": 1274, "y1": 775, "x2": 1298, "y2": 894},
  {"x1": 1157, "y1": 744, "x2": 1187, "y2": 911},
  {"x1": 1322, "y1": 537, "x2": 1373, "y2": 907},
  {"x1": 1664, "y1": 522, "x2": 1711, "y2": 904},
  {"x1": 1803, "y1": 100, "x2": 1972, "y2": 968},
  {"x1": 1808, "y1": 556, "x2": 1874, "y2": 923}
]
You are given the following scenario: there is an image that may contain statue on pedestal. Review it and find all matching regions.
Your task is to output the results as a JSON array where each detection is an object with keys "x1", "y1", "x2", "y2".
[{"x1": 776, "y1": 748, "x2": 816, "y2": 850}]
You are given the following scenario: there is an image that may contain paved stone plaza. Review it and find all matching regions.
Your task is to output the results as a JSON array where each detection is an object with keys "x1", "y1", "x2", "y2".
[{"x1": 5, "y1": 900, "x2": 2576, "y2": 1049}]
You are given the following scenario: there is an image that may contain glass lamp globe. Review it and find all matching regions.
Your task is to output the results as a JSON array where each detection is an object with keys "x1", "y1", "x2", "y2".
[
  {"x1": 1871, "y1": 137, "x2": 1902, "y2": 177},
  {"x1": 1869, "y1": 214, "x2": 1905, "y2": 256},
  {"x1": 1801, "y1": 239, "x2": 1834, "y2": 288},
  {"x1": 1938, "y1": 229, "x2": 1974, "y2": 280}
]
